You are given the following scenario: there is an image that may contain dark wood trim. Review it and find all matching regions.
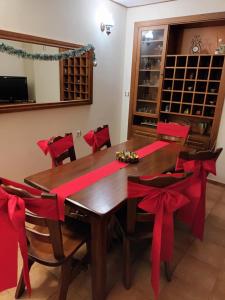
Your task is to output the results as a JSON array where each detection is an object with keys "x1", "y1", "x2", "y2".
[
  {"x1": 128, "y1": 24, "x2": 139, "y2": 139},
  {"x1": 0, "y1": 29, "x2": 93, "y2": 113},
  {"x1": 134, "y1": 12, "x2": 225, "y2": 28},
  {"x1": 0, "y1": 100, "x2": 92, "y2": 114},
  {"x1": 210, "y1": 62, "x2": 225, "y2": 148},
  {"x1": 0, "y1": 29, "x2": 82, "y2": 49}
]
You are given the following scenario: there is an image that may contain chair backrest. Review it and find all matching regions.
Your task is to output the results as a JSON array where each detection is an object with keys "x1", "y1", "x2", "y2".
[
  {"x1": 83, "y1": 124, "x2": 111, "y2": 153},
  {"x1": 156, "y1": 122, "x2": 190, "y2": 145},
  {"x1": 179, "y1": 147, "x2": 223, "y2": 161},
  {"x1": 94, "y1": 125, "x2": 111, "y2": 151},
  {"x1": 126, "y1": 172, "x2": 192, "y2": 234},
  {"x1": 0, "y1": 184, "x2": 64, "y2": 261},
  {"x1": 48, "y1": 133, "x2": 76, "y2": 167}
]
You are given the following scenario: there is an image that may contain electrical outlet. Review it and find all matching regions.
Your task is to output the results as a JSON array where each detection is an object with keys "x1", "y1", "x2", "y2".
[
  {"x1": 125, "y1": 91, "x2": 130, "y2": 97},
  {"x1": 76, "y1": 129, "x2": 82, "y2": 137}
]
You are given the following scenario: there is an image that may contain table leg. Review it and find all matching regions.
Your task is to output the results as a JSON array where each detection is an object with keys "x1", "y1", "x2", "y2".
[{"x1": 91, "y1": 215, "x2": 108, "y2": 300}]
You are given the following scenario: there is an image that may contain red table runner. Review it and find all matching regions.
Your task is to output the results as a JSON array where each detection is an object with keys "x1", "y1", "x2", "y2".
[{"x1": 51, "y1": 140, "x2": 169, "y2": 220}]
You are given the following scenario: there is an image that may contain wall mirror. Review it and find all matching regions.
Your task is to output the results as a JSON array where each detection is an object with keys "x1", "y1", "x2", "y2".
[{"x1": 0, "y1": 30, "x2": 93, "y2": 113}]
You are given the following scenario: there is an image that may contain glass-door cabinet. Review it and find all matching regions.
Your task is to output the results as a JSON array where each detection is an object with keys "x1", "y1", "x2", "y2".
[{"x1": 132, "y1": 25, "x2": 168, "y2": 129}]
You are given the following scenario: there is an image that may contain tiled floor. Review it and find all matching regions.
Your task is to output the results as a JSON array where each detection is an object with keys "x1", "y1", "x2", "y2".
[{"x1": 1, "y1": 182, "x2": 225, "y2": 300}]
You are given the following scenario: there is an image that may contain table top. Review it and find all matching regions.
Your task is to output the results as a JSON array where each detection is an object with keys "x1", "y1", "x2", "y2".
[{"x1": 25, "y1": 137, "x2": 184, "y2": 216}]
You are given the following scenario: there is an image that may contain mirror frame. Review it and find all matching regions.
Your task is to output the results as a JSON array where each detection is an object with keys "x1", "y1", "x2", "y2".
[{"x1": 0, "y1": 29, "x2": 93, "y2": 113}]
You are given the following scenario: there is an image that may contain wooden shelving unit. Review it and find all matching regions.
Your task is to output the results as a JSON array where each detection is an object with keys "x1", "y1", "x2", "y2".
[
  {"x1": 161, "y1": 54, "x2": 224, "y2": 118},
  {"x1": 128, "y1": 13, "x2": 225, "y2": 150},
  {"x1": 60, "y1": 49, "x2": 93, "y2": 103}
]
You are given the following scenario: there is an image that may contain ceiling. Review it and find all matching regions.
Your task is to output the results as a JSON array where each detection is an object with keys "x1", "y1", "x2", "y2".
[{"x1": 111, "y1": 0, "x2": 176, "y2": 8}]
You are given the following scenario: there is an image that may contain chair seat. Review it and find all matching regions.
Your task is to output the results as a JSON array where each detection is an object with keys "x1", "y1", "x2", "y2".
[
  {"x1": 28, "y1": 221, "x2": 89, "y2": 266},
  {"x1": 127, "y1": 222, "x2": 154, "y2": 240},
  {"x1": 117, "y1": 207, "x2": 154, "y2": 240}
]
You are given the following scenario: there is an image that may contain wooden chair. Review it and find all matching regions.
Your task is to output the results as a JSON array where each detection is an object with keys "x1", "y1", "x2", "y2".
[
  {"x1": 83, "y1": 125, "x2": 111, "y2": 153},
  {"x1": 120, "y1": 172, "x2": 192, "y2": 289},
  {"x1": 0, "y1": 184, "x2": 89, "y2": 300},
  {"x1": 156, "y1": 122, "x2": 190, "y2": 145},
  {"x1": 94, "y1": 125, "x2": 111, "y2": 151},
  {"x1": 48, "y1": 133, "x2": 76, "y2": 167},
  {"x1": 178, "y1": 147, "x2": 223, "y2": 161},
  {"x1": 176, "y1": 147, "x2": 223, "y2": 239}
]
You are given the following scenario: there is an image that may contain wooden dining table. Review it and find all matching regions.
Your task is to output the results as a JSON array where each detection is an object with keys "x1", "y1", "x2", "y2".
[{"x1": 25, "y1": 136, "x2": 184, "y2": 300}]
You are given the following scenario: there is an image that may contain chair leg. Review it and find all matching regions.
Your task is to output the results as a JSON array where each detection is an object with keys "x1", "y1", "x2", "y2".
[
  {"x1": 15, "y1": 259, "x2": 34, "y2": 299},
  {"x1": 86, "y1": 240, "x2": 91, "y2": 264},
  {"x1": 123, "y1": 237, "x2": 132, "y2": 289},
  {"x1": 57, "y1": 258, "x2": 73, "y2": 300},
  {"x1": 164, "y1": 261, "x2": 172, "y2": 282}
]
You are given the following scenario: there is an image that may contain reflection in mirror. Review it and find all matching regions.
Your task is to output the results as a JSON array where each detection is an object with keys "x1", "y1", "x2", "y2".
[{"x1": 0, "y1": 39, "x2": 60, "y2": 104}]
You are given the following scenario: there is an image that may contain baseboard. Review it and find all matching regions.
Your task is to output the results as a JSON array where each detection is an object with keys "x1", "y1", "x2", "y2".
[{"x1": 207, "y1": 179, "x2": 225, "y2": 187}]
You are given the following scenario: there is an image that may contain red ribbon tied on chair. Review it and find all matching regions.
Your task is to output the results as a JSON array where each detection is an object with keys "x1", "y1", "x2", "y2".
[
  {"x1": 83, "y1": 127, "x2": 110, "y2": 153},
  {"x1": 0, "y1": 177, "x2": 60, "y2": 294},
  {"x1": 0, "y1": 187, "x2": 31, "y2": 294},
  {"x1": 176, "y1": 158, "x2": 216, "y2": 240},
  {"x1": 37, "y1": 137, "x2": 53, "y2": 155},
  {"x1": 128, "y1": 181, "x2": 190, "y2": 299},
  {"x1": 37, "y1": 135, "x2": 74, "y2": 167}
]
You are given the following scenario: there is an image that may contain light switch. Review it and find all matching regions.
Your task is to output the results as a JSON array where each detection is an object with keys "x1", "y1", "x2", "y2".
[{"x1": 76, "y1": 129, "x2": 82, "y2": 137}]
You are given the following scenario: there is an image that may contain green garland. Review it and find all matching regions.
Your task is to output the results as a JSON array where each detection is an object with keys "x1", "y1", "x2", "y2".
[{"x1": 0, "y1": 41, "x2": 96, "y2": 63}]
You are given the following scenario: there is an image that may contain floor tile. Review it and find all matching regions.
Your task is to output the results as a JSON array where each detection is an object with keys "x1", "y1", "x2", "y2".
[
  {"x1": 209, "y1": 270, "x2": 225, "y2": 300},
  {"x1": 1, "y1": 182, "x2": 225, "y2": 300},
  {"x1": 174, "y1": 255, "x2": 218, "y2": 295},
  {"x1": 204, "y1": 216, "x2": 225, "y2": 248},
  {"x1": 159, "y1": 277, "x2": 210, "y2": 300},
  {"x1": 187, "y1": 239, "x2": 225, "y2": 269},
  {"x1": 106, "y1": 282, "x2": 149, "y2": 300},
  {"x1": 210, "y1": 202, "x2": 225, "y2": 221}
]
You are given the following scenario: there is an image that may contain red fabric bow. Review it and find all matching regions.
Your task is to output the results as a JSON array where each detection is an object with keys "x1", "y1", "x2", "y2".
[
  {"x1": 37, "y1": 135, "x2": 74, "y2": 167},
  {"x1": 0, "y1": 187, "x2": 30, "y2": 294},
  {"x1": 176, "y1": 158, "x2": 216, "y2": 240},
  {"x1": 83, "y1": 127, "x2": 110, "y2": 153},
  {"x1": 128, "y1": 177, "x2": 191, "y2": 299},
  {"x1": 0, "y1": 177, "x2": 60, "y2": 294},
  {"x1": 37, "y1": 137, "x2": 53, "y2": 155},
  {"x1": 157, "y1": 122, "x2": 190, "y2": 139}
]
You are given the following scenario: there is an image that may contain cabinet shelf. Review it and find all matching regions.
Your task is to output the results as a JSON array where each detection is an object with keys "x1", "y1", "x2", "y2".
[
  {"x1": 137, "y1": 99, "x2": 157, "y2": 103},
  {"x1": 141, "y1": 55, "x2": 162, "y2": 58},
  {"x1": 160, "y1": 111, "x2": 214, "y2": 120},
  {"x1": 60, "y1": 48, "x2": 93, "y2": 102},
  {"x1": 134, "y1": 112, "x2": 158, "y2": 118},
  {"x1": 141, "y1": 40, "x2": 164, "y2": 43},
  {"x1": 139, "y1": 69, "x2": 161, "y2": 72},
  {"x1": 162, "y1": 89, "x2": 218, "y2": 95},
  {"x1": 139, "y1": 84, "x2": 159, "y2": 87}
]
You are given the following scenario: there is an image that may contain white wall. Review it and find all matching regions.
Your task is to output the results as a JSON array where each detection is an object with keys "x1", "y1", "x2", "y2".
[
  {"x1": 0, "y1": 40, "x2": 25, "y2": 76},
  {"x1": 0, "y1": 0, "x2": 126, "y2": 181},
  {"x1": 32, "y1": 45, "x2": 60, "y2": 103},
  {"x1": 121, "y1": 0, "x2": 225, "y2": 183}
]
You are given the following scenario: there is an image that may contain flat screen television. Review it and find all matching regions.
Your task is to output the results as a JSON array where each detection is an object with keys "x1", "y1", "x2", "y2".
[{"x1": 0, "y1": 76, "x2": 28, "y2": 103}]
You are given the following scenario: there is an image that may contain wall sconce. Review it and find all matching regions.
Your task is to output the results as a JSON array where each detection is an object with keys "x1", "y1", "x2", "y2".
[
  {"x1": 97, "y1": 8, "x2": 114, "y2": 36},
  {"x1": 100, "y1": 23, "x2": 113, "y2": 35}
]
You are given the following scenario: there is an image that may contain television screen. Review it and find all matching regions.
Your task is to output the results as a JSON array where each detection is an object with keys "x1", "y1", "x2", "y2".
[{"x1": 0, "y1": 76, "x2": 28, "y2": 103}]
